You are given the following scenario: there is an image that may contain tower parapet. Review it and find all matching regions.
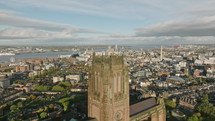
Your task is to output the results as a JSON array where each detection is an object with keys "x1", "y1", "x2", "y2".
[{"x1": 92, "y1": 55, "x2": 124, "y2": 66}]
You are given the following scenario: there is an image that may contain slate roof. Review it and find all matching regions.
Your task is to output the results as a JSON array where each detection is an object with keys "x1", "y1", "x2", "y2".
[{"x1": 130, "y1": 97, "x2": 157, "y2": 116}]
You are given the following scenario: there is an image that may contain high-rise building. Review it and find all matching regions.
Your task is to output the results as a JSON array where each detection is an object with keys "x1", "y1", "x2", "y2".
[
  {"x1": 115, "y1": 44, "x2": 118, "y2": 52},
  {"x1": 88, "y1": 55, "x2": 129, "y2": 121}
]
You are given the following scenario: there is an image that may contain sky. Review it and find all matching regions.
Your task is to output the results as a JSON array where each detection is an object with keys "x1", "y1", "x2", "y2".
[{"x1": 1, "y1": 0, "x2": 215, "y2": 46}]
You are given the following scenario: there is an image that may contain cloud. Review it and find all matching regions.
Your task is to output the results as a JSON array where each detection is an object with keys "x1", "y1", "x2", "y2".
[
  {"x1": 136, "y1": 16, "x2": 215, "y2": 36},
  {"x1": 0, "y1": 0, "x2": 198, "y2": 20},
  {"x1": 0, "y1": 9, "x2": 109, "y2": 43},
  {"x1": 0, "y1": 9, "x2": 108, "y2": 44},
  {"x1": 0, "y1": 28, "x2": 76, "y2": 39},
  {"x1": 1, "y1": 1, "x2": 215, "y2": 46},
  {"x1": 0, "y1": 9, "x2": 21, "y2": 15},
  {"x1": 0, "y1": 13, "x2": 106, "y2": 34},
  {"x1": 73, "y1": 34, "x2": 211, "y2": 45},
  {"x1": 184, "y1": 1, "x2": 215, "y2": 17},
  {"x1": 1, "y1": 33, "x2": 215, "y2": 46}
]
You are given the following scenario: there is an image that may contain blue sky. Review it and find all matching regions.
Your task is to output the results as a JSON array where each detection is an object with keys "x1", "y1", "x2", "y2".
[{"x1": 0, "y1": 0, "x2": 215, "y2": 45}]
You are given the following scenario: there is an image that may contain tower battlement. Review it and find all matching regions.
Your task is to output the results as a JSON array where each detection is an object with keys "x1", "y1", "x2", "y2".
[{"x1": 92, "y1": 55, "x2": 124, "y2": 65}]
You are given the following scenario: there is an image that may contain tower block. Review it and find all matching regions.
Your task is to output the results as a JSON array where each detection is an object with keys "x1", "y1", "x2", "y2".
[{"x1": 88, "y1": 55, "x2": 129, "y2": 121}]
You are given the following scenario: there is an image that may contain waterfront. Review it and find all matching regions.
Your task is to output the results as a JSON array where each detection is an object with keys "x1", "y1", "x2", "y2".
[
  {"x1": 0, "y1": 45, "x2": 161, "y2": 62},
  {"x1": 0, "y1": 51, "x2": 84, "y2": 62}
]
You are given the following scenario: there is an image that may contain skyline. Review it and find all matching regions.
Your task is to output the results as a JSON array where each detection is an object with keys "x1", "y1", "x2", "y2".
[{"x1": 1, "y1": 0, "x2": 215, "y2": 45}]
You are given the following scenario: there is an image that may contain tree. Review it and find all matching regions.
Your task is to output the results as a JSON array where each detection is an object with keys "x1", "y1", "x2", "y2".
[
  {"x1": 10, "y1": 105, "x2": 17, "y2": 112},
  {"x1": 62, "y1": 101, "x2": 70, "y2": 111},
  {"x1": 44, "y1": 106, "x2": 48, "y2": 112},
  {"x1": 194, "y1": 81, "x2": 199, "y2": 85},
  {"x1": 193, "y1": 113, "x2": 201, "y2": 117},
  {"x1": 59, "y1": 81, "x2": 71, "y2": 88},
  {"x1": 165, "y1": 100, "x2": 176, "y2": 109},
  {"x1": 40, "y1": 112, "x2": 48, "y2": 119},
  {"x1": 59, "y1": 97, "x2": 73, "y2": 103},
  {"x1": 187, "y1": 116, "x2": 198, "y2": 121},
  {"x1": 197, "y1": 102, "x2": 215, "y2": 121},
  {"x1": 188, "y1": 75, "x2": 194, "y2": 80},
  {"x1": 201, "y1": 78, "x2": 206, "y2": 83},
  {"x1": 30, "y1": 94, "x2": 36, "y2": 100},
  {"x1": 11, "y1": 117, "x2": 16, "y2": 121},
  {"x1": 33, "y1": 85, "x2": 50, "y2": 91},
  {"x1": 52, "y1": 85, "x2": 65, "y2": 91},
  {"x1": 201, "y1": 94, "x2": 209, "y2": 103},
  {"x1": 17, "y1": 102, "x2": 23, "y2": 109},
  {"x1": 0, "y1": 103, "x2": 7, "y2": 109},
  {"x1": 36, "y1": 108, "x2": 44, "y2": 113},
  {"x1": 11, "y1": 117, "x2": 22, "y2": 121},
  {"x1": 49, "y1": 104, "x2": 54, "y2": 109}
]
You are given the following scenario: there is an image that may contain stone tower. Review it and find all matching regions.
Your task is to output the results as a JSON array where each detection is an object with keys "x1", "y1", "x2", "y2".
[{"x1": 88, "y1": 55, "x2": 129, "y2": 121}]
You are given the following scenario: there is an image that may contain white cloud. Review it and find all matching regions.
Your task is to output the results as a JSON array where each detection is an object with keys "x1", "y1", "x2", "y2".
[
  {"x1": 1, "y1": 33, "x2": 215, "y2": 46},
  {"x1": 0, "y1": 28, "x2": 76, "y2": 39},
  {"x1": 136, "y1": 16, "x2": 215, "y2": 36},
  {"x1": 0, "y1": 9, "x2": 21, "y2": 15},
  {"x1": 0, "y1": 13, "x2": 105, "y2": 34},
  {"x1": 184, "y1": 1, "x2": 215, "y2": 17},
  {"x1": 0, "y1": 0, "x2": 200, "y2": 20},
  {"x1": 0, "y1": 9, "x2": 109, "y2": 43},
  {"x1": 0, "y1": 9, "x2": 109, "y2": 44},
  {"x1": 1, "y1": 1, "x2": 215, "y2": 45}
]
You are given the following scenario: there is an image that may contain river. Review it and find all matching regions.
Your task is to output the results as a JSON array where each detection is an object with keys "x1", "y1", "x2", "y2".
[
  {"x1": 0, "y1": 45, "x2": 162, "y2": 62},
  {"x1": 0, "y1": 51, "x2": 85, "y2": 62}
]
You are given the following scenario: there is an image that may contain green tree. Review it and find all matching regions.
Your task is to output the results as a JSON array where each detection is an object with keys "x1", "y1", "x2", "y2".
[
  {"x1": 165, "y1": 100, "x2": 176, "y2": 109},
  {"x1": 17, "y1": 102, "x2": 23, "y2": 109},
  {"x1": 193, "y1": 113, "x2": 201, "y2": 117},
  {"x1": 52, "y1": 85, "x2": 65, "y2": 91},
  {"x1": 187, "y1": 116, "x2": 198, "y2": 121},
  {"x1": 36, "y1": 108, "x2": 44, "y2": 113},
  {"x1": 44, "y1": 106, "x2": 48, "y2": 112},
  {"x1": 10, "y1": 105, "x2": 17, "y2": 112},
  {"x1": 33, "y1": 85, "x2": 50, "y2": 91},
  {"x1": 188, "y1": 75, "x2": 194, "y2": 80},
  {"x1": 49, "y1": 104, "x2": 54, "y2": 109},
  {"x1": 201, "y1": 78, "x2": 206, "y2": 83},
  {"x1": 201, "y1": 94, "x2": 209, "y2": 103},
  {"x1": 11, "y1": 117, "x2": 22, "y2": 121},
  {"x1": 40, "y1": 112, "x2": 48, "y2": 119},
  {"x1": 62, "y1": 101, "x2": 70, "y2": 111},
  {"x1": 29, "y1": 94, "x2": 37, "y2": 100},
  {"x1": 197, "y1": 102, "x2": 215, "y2": 120},
  {"x1": 11, "y1": 117, "x2": 16, "y2": 121},
  {"x1": 59, "y1": 97, "x2": 73, "y2": 103},
  {"x1": 59, "y1": 81, "x2": 71, "y2": 88},
  {"x1": 194, "y1": 81, "x2": 199, "y2": 85}
]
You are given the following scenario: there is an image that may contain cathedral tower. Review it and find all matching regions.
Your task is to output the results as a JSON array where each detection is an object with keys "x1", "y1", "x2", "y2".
[{"x1": 88, "y1": 55, "x2": 129, "y2": 121}]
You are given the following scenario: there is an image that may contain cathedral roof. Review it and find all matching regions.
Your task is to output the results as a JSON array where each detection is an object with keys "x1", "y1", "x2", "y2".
[{"x1": 130, "y1": 97, "x2": 157, "y2": 116}]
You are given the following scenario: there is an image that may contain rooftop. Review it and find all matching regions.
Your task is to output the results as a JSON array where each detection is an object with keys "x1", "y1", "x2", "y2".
[{"x1": 130, "y1": 97, "x2": 157, "y2": 116}]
